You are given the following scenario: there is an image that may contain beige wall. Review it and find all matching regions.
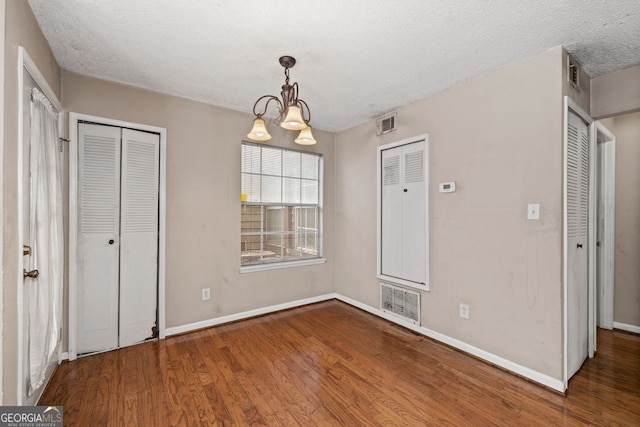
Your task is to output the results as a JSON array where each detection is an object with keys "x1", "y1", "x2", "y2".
[
  {"x1": 612, "y1": 111, "x2": 640, "y2": 327},
  {"x1": 3, "y1": 0, "x2": 61, "y2": 405},
  {"x1": 335, "y1": 47, "x2": 565, "y2": 380},
  {"x1": 61, "y1": 71, "x2": 335, "y2": 330},
  {"x1": 591, "y1": 64, "x2": 640, "y2": 119}
]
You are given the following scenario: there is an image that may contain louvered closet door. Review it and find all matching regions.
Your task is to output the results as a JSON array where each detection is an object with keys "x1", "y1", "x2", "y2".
[
  {"x1": 380, "y1": 140, "x2": 427, "y2": 285},
  {"x1": 119, "y1": 129, "x2": 160, "y2": 347},
  {"x1": 381, "y1": 149, "x2": 402, "y2": 278},
  {"x1": 77, "y1": 123, "x2": 121, "y2": 354},
  {"x1": 401, "y1": 141, "x2": 426, "y2": 284},
  {"x1": 567, "y1": 111, "x2": 590, "y2": 379}
]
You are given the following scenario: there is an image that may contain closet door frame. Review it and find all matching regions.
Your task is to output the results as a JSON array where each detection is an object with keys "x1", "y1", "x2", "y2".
[{"x1": 68, "y1": 112, "x2": 167, "y2": 361}]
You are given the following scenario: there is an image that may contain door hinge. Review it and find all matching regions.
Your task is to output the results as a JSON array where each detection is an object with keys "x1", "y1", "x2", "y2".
[{"x1": 59, "y1": 137, "x2": 69, "y2": 153}]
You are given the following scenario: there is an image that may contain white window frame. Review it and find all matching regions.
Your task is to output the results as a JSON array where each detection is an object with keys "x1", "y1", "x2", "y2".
[{"x1": 240, "y1": 142, "x2": 326, "y2": 273}]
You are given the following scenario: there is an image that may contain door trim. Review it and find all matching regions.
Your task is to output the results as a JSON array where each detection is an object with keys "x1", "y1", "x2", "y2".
[
  {"x1": 562, "y1": 96, "x2": 595, "y2": 391},
  {"x1": 0, "y1": 0, "x2": 5, "y2": 404},
  {"x1": 68, "y1": 113, "x2": 167, "y2": 360},
  {"x1": 17, "y1": 47, "x2": 64, "y2": 405}
]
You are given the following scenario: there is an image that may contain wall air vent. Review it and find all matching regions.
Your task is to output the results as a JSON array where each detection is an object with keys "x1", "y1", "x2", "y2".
[
  {"x1": 380, "y1": 282, "x2": 420, "y2": 324},
  {"x1": 376, "y1": 112, "x2": 397, "y2": 136},
  {"x1": 567, "y1": 55, "x2": 580, "y2": 91}
]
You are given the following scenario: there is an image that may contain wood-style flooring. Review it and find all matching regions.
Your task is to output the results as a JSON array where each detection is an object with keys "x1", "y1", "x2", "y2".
[{"x1": 40, "y1": 300, "x2": 640, "y2": 426}]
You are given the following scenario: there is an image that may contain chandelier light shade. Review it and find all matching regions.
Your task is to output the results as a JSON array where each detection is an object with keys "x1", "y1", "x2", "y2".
[
  {"x1": 281, "y1": 105, "x2": 306, "y2": 130},
  {"x1": 247, "y1": 118, "x2": 271, "y2": 141},
  {"x1": 294, "y1": 126, "x2": 317, "y2": 145},
  {"x1": 247, "y1": 56, "x2": 317, "y2": 145}
]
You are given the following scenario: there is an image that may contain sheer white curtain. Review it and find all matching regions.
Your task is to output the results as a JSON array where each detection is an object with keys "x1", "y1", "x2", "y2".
[{"x1": 28, "y1": 87, "x2": 63, "y2": 394}]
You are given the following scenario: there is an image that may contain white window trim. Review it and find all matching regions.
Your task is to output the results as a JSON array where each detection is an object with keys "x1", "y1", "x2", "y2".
[
  {"x1": 240, "y1": 256, "x2": 327, "y2": 273},
  {"x1": 240, "y1": 141, "x2": 325, "y2": 271}
]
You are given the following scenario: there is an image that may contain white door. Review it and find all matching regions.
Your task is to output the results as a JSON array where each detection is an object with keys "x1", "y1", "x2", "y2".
[
  {"x1": 22, "y1": 72, "x2": 54, "y2": 405},
  {"x1": 567, "y1": 111, "x2": 590, "y2": 379},
  {"x1": 401, "y1": 142, "x2": 426, "y2": 284},
  {"x1": 381, "y1": 149, "x2": 402, "y2": 278},
  {"x1": 77, "y1": 123, "x2": 121, "y2": 354},
  {"x1": 595, "y1": 123, "x2": 615, "y2": 330},
  {"x1": 21, "y1": 71, "x2": 62, "y2": 404},
  {"x1": 380, "y1": 140, "x2": 427, "y2": 286},
  {"x1": 77, "y1": 123, "x2": 160, "y2": 354},
  {"x1": 21, "y1": 68, "x2": 36, "y2": 404},
  {"x1": 119, "y1": 128, "x2": 159, "y2": 347}
]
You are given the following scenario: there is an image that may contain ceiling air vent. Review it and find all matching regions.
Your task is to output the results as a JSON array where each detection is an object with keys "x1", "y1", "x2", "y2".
[
  {"x1": 567, "y1": 55, "x2": 580, "y2": 91},
  {"x1": 376, "y1": 112, "x2": 397, "y2": 136}
]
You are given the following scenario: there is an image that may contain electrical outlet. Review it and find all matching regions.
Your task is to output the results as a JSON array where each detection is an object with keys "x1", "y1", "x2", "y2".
[
  {"x1": 202, "y1": 288, "x2": 211, "y2": 301},
  {"x1": 459, "y1": 303, "x2": 469, "y2": 319}
]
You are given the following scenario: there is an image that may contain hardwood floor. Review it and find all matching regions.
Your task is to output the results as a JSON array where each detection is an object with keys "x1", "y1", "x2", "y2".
[{"x1": 40, "y1": 300, "x2": 640, "y2": 426}]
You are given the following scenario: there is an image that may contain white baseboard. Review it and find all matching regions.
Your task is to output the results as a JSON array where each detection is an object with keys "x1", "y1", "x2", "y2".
[
  {"x1": 613, "y1": 321, "x2": 640, "y2": 334},
  {"x1": 158, "y1": 291, "x2": 564, "y2": 393},
  {"x1": 60, "y1": 352, "x2": 69, "y2": 361},
  {"x1": 164, "y1": 293, "x2": 338, "y2": 336},
  {"x1": 335, "y1": 294, "x2": 565, "y2": 393}
]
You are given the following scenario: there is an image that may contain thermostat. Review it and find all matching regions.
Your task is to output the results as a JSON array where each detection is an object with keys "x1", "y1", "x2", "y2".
[{"x1": 439, "y1": 182, "x2": 456, "y2": 193}]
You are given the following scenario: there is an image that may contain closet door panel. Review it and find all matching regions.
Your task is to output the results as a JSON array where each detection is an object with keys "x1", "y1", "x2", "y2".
[
  {"x1": 401, "y1": 141, "x2": 426, "y2": 285},
  {"x1": 77, "y1": 123, "x2": 121, "y2": 354},
  {"x1": 567, "y1": 112, "x2": 590, "y2": 379},
  {"x1": 381, "y1": 149, "x2": 403, "y2": 278},
  {"x1": 378, "y1": 136, "x2": 429, "y2": 290},
  {"x1": 119, "y1": 128, "x2": 160, "y2": 347}
]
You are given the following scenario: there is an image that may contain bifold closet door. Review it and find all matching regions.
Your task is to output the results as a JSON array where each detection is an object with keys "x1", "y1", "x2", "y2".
[
  {"x1": 119, "y1": 128, "x2": 159, "y2": 347},
  {"x1": 400, "y1": 142, "x2": 426, "y2": 284},
  {"x1": 77, "y1": 124, "x2": 159, "y2": 354},
  {"x1": 380, "y1": 140, "x2": 426, "y2": 286},
  {"x1": 381, "y1": 148, "x2": 403, "y2": 278},
  {"x1": 77, "y1": 123, "x2": 121, "y2": 354},
  {"x1": 567, "y1": 111, "x2": 590, "y2": 379}
]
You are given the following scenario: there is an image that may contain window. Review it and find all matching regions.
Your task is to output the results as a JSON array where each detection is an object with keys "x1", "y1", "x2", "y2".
[{"x1": 241, "y1": 142, "x2": 323, "y2": 269}]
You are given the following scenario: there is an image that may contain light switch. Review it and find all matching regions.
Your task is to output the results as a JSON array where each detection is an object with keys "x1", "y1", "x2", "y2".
[{"x1": 527, "y1": 203, "x2": 540, "y2": 220}]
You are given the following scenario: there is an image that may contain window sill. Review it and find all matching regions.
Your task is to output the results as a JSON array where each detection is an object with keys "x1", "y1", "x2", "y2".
[{"x1": 240, "y1": 257, "x2": 327, "y2": 274}]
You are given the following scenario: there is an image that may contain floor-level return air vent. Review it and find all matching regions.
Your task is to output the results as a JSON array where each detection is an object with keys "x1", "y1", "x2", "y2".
[{"x1": 380, "y1": 282, "x2": 420, "y2": 324}]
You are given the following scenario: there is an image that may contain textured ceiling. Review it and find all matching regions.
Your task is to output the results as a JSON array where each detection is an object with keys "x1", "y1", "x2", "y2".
[{"x1": 28, "y1": 0, "x2": 640, "y2": 132}]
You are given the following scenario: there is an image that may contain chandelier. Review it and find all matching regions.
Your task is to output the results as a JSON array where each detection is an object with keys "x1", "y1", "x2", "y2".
[{"x1": 246, "y1": 56, "x2": 317, "y2": 145}]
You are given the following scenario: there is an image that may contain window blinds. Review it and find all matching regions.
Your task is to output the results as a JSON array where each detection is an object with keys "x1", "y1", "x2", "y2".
[{"x1": 241, "y1": 143, "x2": 320, "y2": 205}]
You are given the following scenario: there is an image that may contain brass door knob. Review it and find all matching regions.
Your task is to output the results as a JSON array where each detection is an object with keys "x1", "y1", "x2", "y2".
[{"x1": 23, "y1": 269, "x2": 39, "y2": 279}]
